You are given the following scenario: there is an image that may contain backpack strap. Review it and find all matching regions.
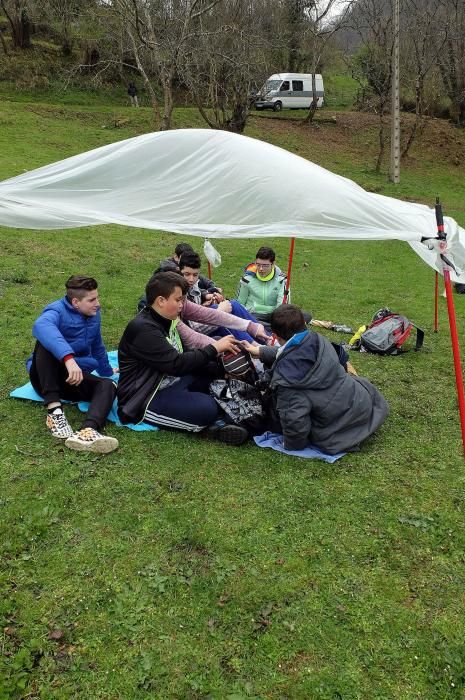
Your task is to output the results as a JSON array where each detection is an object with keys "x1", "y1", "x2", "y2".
[{"x1": 412, "y1": 324, "x2": 424, "y2": 351}]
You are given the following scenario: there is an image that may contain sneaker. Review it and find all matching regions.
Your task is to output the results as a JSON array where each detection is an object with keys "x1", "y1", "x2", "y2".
[
  {"x1": 206, "y1": 420, "x2": 249, "y2": 446},
  {"x1": 65, "y1": 427, "x2": 118, "y2": 454},
  {"x1": 46, "y1": 408, "x2": 74, "y2": 439}
]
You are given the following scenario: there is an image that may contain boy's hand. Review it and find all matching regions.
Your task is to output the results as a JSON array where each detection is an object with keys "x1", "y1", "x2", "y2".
[
  {"x1": 217, "y1": 300, "x2": 232, "y2": 313},
  {"x1": 202, "y1": 293, "x2": 214, "y2": 306},
  {"x1": 65, "y1": 358, "x2": 83, "y2": 385},
  {"x1": 212, "y1": 292, "x2": 225, "y2": 303},
  {"x1": 254, "y1": 323, "x2": 268, "y2": 342},
  {"x1": 213, "y1": 335, "x2": 240, "y2": 355},
  {"x1": 240, "y1": 340, "x2": 260, "y2": 358}
]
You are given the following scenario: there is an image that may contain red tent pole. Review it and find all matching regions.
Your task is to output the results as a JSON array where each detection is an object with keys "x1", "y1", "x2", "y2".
[
  {"x1": 434, "y1": 271, "x2": 439, "y2": 332},
  {"x1": 435, "y1": 199, "x2": 465, "y2": 458},
  {"x1": 443, "y1": 268, "x2": 465, "y2": 458},
  {"x1": 284, "y1": 237, "x2": 295, "y2": 304},
  {"x1": 207, "y1": 261, "x2": 212, "y2": 279}
]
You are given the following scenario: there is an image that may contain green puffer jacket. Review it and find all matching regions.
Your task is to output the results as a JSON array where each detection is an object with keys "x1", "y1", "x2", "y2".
[{"x1": 236, "y1": 264, "x2": 287, "y2": 321}]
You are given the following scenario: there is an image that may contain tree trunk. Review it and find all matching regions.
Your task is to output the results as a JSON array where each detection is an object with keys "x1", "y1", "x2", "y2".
[
  {"x1": 376, "y1": 109, "x2": 385, "y2": 172},
  {"x1": 0, "y1": 29, "x2": 8, "y2": 54},
  {"x1": 457, "y1": 100, "x2": 465, "y2": 128},
  {"x1": 402, "y1": 74, "x2": 423, "y2": 159},
  {"x1": 3, "y1": 3, "x2": 31, "y2": 49},
  {"x1": 225, "y1": 101, "x2": 248, "y2": 133},
  {"x1": 161, "y1": 79, "x2": 174, "y2": 131},
  {"x1": 302, "y1": 72, "x2": 318, "y2": 125}
]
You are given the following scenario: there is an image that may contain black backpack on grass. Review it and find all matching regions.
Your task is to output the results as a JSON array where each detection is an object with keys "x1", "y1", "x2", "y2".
[{"x1": 360, "y1": 308, "x2": 424, "y2": 356}]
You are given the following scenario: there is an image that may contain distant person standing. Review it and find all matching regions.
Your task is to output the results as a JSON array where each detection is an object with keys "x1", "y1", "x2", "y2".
[{"x1": 128, "y1": 82, "x2": 139, "y2": 107}]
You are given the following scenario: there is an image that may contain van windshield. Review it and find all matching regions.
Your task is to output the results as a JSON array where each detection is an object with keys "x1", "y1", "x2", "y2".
[{"x1": 265, "y1": 80, "x2": 282, "y2": 93}]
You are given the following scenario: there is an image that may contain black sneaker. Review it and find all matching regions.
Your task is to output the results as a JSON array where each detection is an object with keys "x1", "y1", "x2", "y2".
[{"x1": 206, "y1": 421, "x2": 249, "y2": 446}]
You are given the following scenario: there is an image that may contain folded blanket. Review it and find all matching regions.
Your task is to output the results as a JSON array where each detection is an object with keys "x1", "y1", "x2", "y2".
[
  {"x1": 9, "y1": 350, "x2": 157, "y2": 432},
  {"x1": 253, "y1": 432, "x2": 346, "y2": 462}
]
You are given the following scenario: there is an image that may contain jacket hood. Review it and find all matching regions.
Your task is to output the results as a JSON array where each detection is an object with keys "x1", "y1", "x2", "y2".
[{"x1": 272, "y1": 332, "x2": 336, "y2": 389}]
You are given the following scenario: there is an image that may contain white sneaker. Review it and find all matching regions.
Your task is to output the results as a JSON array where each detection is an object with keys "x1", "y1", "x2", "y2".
[
  {"x1": 65, "y1": 427, "x2": 118, "y2": 454},
  {"x1": 46, "y1": 408, "x2": 74, "y2": 439}
]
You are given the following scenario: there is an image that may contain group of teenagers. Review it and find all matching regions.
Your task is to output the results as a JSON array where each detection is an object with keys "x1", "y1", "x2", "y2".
[{"x1": 26, "y1": 243, "x2": 389, "y2": 455}]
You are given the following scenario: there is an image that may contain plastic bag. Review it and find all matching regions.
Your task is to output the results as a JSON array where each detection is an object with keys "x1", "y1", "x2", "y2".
[{"x1": 204, "y1": 239, "x2": 222, "y2": 268}]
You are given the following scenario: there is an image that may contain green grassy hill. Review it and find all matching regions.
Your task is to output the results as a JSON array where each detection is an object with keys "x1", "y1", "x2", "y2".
[{"x1": 1, "y1": 98, "x2": 465, "y2": 698}]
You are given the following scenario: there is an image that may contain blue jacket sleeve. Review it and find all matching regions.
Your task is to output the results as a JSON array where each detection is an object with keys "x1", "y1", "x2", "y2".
[
  {"x1": 32, "y1": 309, "x2": 74, "y2": 361},
  {"x1": 90, "y1": 323, "x2": 113, "y2": 377}
]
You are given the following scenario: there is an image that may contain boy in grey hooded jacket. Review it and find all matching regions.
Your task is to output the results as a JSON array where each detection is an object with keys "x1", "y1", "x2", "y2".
[{"x1": 244, "y1": 305, "x2": 389, "y2": 455}]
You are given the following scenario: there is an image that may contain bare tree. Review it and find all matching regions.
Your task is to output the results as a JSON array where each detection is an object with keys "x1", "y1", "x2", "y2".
[
  {"x1": 348, "y1": 0, "x2": 393, "y2": 171},
  {"x1": 112, "y1": 0, "x2": 224, "y2": 131},
  {"x1": 181, "y1": 0, "x2": 273, "y2": 133},
  {"x1": 1, "y1": 0, "x2": 31, "y2": 48},
  {"x1": 401, "y1": 0, "x2": 444, "y2": 157},
  {"x1": 295, "y1": 0, "x2": 356, "y2": 125},
  {"x1": 436, "y1": 0, "x2": 465, "y2": 126}
]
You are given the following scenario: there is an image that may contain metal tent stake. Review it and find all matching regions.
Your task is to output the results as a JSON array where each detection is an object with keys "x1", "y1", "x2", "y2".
[{"x1": 435, "y1": 199, "x2": 465, "y2": 458}]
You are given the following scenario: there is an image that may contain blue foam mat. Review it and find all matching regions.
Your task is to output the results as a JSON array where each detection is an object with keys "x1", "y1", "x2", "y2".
[{"x1": 10, "y1": 350, "x2": 157, "y2": 432}]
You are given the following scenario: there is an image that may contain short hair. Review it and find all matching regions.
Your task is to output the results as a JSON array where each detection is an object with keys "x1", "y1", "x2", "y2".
[
  {"x1": 179, "y1": 251, "x2": 201, "y2": 271},
  {"x1": 65, "y1": 275, "x2": 98, "y2": 302},
  {"x1": 271, "y1": 304, "x2": 307, "y2": 340},
  {"x1": 146, "y1": 271, "x2": 188, "y2": 306},
  {"x1": 155, "y1": 259, "x2": 179, "y2": 274},
  {"x1": 256, "y1": 246, "x2": 275, "y2": 263},
  {"x1": 175, "y1": 242, "x2": 194, "y2": 258}
]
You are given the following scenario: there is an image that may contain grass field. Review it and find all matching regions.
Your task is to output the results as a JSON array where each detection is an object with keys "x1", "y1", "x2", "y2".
[{"x1": 1, "y1": 97, "x2": 465, "y2": 699}]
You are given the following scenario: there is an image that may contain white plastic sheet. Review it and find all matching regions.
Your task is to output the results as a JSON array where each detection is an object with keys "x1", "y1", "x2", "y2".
[{"x1": 0, "y1": 128, "x2": 464, "y2": 280}]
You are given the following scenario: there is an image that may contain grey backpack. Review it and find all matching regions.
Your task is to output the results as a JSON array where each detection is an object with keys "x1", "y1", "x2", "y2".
[{"x1": 360, "y1": 308, "x2": 424, "y2": 355}]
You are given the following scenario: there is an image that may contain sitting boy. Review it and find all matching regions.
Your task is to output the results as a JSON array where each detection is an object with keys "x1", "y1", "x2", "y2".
[
  {"x1": 160, "y1": 242, "x2": 222, "y2": 295},
  {"x1": 117, "y1": 272, "x2": 248, "y2": 445},
  {"x1": 243, "y1": 304, "x2": 389, "y2": 455},
  {"x1": 237, "y1": 246, "x2": 287, "y2": 323},
  {"x1": 27, "y1": 275, "x2": 119, "y2": 453},
  {"x1": 178, "y1": 251, "x2": 265, "y2": 343}
]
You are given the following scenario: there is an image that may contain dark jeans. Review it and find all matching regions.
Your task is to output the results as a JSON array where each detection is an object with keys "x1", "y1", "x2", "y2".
[
  {"x1": 29, "y1": 342, "x2": 116, "y2": 431},
  {"x1": 144, "y1": 374, "x2": 219, "y2": 432}
]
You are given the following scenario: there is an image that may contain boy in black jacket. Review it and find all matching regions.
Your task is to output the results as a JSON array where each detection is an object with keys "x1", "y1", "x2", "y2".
[
  {"x1": 118, "y1": 272, "x2": 248, "y2": 445},
  {"x1": 243, "y1": 305, "x2": 389, "y2": 455}
]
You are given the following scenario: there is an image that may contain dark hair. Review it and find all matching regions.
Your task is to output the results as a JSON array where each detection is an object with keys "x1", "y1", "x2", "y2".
[
  {"x1": 271, "y1": 304, "x2": 306, "y2": 340},
  {"x1": 175, "y1": 242, "x2": 194, "y2": 258},
  {"x1": 256, "y1": 246, "x2": 275, "y2": 263},
  {"x1": 155, "y1": 259, "x2": 179, "y2": 274},
  {"x1": 65, "y1": 275, "x2": 98, "y2": 302},
  {"x1": 146, "y1": 271, "x2": 188, "y2": 306},
  {"x1": 179, "y1": 251, "x2": 201, "y2": 271}
]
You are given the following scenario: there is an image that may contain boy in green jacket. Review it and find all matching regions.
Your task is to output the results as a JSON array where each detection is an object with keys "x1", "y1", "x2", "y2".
[{"x1": 237, "y1": 246, "x2": 287, "y2": 323}]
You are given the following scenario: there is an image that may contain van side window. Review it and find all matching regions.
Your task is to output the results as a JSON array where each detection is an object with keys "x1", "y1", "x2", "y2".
[
  {"x1": 280, "y1": 81, "x2": 290, "y2": 91},
  {"x1": 292, "y1": 80, "x2": 304, "y2": 92}
]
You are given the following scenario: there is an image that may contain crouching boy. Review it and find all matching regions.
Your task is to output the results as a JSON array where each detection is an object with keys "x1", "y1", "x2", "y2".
[
  {"x1": 117, "y1": 272, "x2": 248, "y2": 445},
  {"x1": 27, "y1": 275, "x2": 119, "y2": 453},
  {"x1": 244, "y1": 305, "x2": 389, "y2": 455}
]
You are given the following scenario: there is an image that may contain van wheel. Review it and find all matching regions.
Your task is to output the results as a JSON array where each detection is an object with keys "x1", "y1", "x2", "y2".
[{"x1": 273, "y1": 101, "x2": 282, "y2": 112}]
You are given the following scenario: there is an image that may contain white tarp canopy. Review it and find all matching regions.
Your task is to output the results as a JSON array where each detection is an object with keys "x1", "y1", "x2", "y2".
[{"x1": 0, "y1": 128, "x2": 464, "y2": 281}]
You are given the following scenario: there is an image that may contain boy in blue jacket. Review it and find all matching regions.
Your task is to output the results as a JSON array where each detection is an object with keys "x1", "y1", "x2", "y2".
[
  {"x1": 27, "y1": 275, "x2": 118, "y2": 453},
  {"x1": 243, "y1": 304, "x2": 389, "y2": 455}
]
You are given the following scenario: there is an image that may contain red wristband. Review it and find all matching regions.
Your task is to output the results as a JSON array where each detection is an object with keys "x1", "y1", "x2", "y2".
[{"x1": 63, "y1": 354, "x2": 74, "y2": 363}]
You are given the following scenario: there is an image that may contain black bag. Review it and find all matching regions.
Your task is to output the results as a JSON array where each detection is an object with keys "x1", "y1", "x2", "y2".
[
  {"x1": 209, "y1": 378, "x2": 268, "y2": 434},
  {"x1": 360, "y1": 308, "x2": 424, "y2": 356}
]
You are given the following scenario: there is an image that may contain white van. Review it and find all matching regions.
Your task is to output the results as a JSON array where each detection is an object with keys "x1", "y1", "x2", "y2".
[{"x1": 254, "y1": 73, "x2": 324, "y2": 112}]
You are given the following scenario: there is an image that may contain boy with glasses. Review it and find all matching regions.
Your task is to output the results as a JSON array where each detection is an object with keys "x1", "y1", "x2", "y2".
[{"x1": 237, "y1": 246, "x2": 287, "y2": 323}]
